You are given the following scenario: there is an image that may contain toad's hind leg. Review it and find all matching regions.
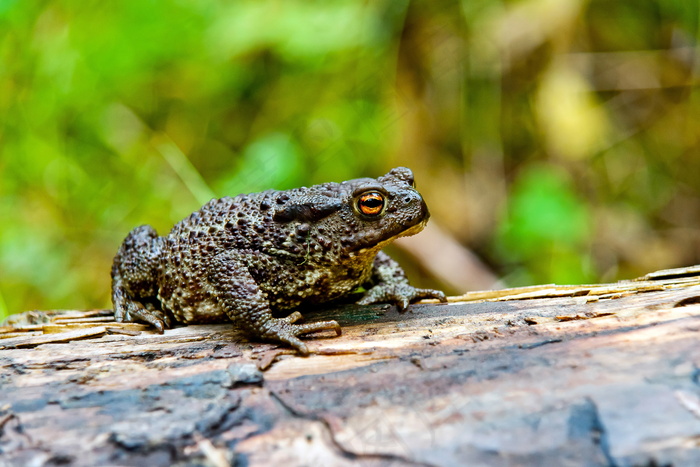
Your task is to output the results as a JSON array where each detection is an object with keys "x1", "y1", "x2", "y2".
[
  {"x1": 111, "y1": 225, "x2": 171, "y2": 332},
  {"x1": 209, "y1": 252, "x2": 341, "y2": 355}
]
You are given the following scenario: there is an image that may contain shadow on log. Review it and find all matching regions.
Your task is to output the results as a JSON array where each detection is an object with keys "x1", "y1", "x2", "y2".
[{"x1": 2, "y1": 266, "x2": 700, "y2": 466}]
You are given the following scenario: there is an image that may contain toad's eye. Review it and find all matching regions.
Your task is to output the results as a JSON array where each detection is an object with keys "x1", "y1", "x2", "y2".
[{"x1": 356, "y1": 192, "x2": 385, "y2": 217}]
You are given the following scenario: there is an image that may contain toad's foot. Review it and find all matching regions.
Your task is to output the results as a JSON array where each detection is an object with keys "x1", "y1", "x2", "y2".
[
  {"x1": 114, "y1": 299, "x2": 172, "y2": 333},
  {"x1": 260, "y1": 312, "x2": 341, "y2": 355},
  {"x1": 358, "y1": 283, "x2": 447, "y2": 312}
]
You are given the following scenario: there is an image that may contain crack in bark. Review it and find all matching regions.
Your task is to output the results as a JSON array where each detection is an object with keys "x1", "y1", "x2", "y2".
[
  {"x1": 583, "y1": 398, "x2": 617, "y2": 467},
  {"x1": 0, "y1": 412, "x2": 36, "y2": 453},
  {"x1": 269, "y1": 389, "x2": 436, "y2": 467},
  {"x1": 519, "y1": 338, "x2": 563, "y2": 349}
]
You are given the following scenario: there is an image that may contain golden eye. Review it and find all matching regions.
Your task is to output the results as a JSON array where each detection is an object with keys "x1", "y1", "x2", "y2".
[{"x1": 357, "y1": 192, "x2": 385, "y2": 217}]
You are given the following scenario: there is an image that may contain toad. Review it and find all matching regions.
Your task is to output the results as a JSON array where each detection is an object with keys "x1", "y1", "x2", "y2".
[{"x1": 111, "y1": 167, "x2": 446, "y2": 354}]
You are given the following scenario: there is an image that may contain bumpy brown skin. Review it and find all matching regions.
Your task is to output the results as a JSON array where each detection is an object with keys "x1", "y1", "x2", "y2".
[{"x1": 111, "y1": 167, "x2": 446, "y2": 354}]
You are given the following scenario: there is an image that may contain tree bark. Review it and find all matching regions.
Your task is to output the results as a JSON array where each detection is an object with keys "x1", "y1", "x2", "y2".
[{"x1": 2, "y1": 266, "x2": 700, "y2": 466}]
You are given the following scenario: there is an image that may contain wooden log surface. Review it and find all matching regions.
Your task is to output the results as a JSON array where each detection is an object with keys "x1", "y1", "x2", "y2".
[{"x1": 2, "y1": 266, "x2": 700, "y2": 466}]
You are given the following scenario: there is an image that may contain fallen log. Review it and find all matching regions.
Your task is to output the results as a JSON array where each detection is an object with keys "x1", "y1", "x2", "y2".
[{"x1": 2, "y1": 266, "x2": 700, "y2": 466}]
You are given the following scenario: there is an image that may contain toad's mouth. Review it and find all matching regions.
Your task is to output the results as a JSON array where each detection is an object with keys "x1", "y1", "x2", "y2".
[
  {"x1": 397, "y1": 217, "x2": 429, "y2": 238},
  {"x1": 345, "y1": 210, "x2": 430, "y2": 253}
]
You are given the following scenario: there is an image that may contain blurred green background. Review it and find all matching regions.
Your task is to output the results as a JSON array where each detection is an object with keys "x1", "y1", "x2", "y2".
[{"x1": 1, "y1": 0, "x2": 699, "y2": 319}]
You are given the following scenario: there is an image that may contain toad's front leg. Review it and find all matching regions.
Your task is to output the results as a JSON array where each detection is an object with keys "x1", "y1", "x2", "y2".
[
  {"x1": 208, "y1": 252, "x2": 341, "y2": 355},
  {"x1": 358, "y1": 251, "x2": 447, "y2": 310}
]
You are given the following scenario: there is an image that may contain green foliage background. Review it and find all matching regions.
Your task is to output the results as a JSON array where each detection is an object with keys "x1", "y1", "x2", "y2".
[{"x1": 1, "y1": 0, "x2": 699, "y2": 319}]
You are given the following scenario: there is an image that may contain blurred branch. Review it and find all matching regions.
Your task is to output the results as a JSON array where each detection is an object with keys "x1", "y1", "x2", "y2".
[
  {"x1": 153, "y1": 134, "x2": 216, "y2": 205},
  {"x1": 567, "y1": 47, "x2": 700, "y2": 91},
  {"x1": 395, "y1": 222, "x2": 503, "y2": 292}
]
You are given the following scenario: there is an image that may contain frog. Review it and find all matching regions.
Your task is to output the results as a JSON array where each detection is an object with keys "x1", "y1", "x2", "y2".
[{"x1": 111, "y1": 167, "x2": 446, "y2": 354}]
